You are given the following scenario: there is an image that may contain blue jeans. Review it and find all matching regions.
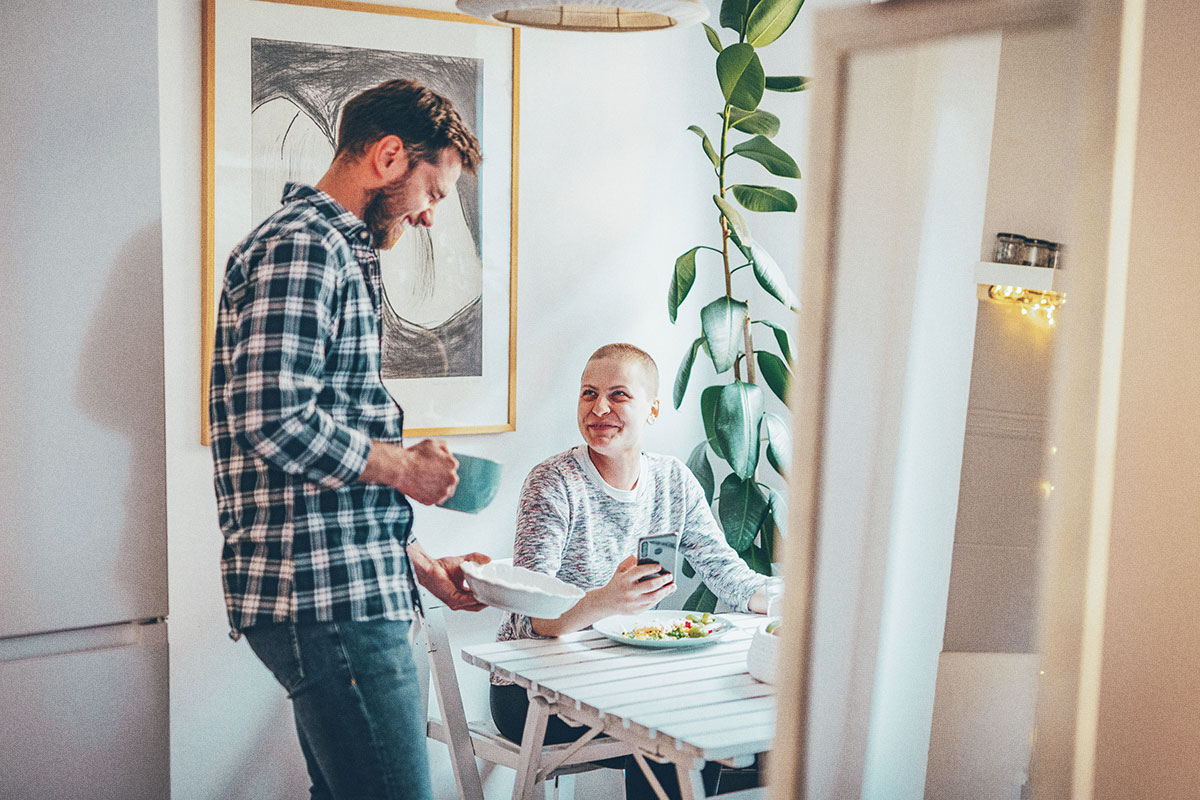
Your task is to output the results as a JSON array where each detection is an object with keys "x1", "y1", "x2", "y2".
[{"x1": 244, "y1": 619, "x2": 431, "y2": 800}]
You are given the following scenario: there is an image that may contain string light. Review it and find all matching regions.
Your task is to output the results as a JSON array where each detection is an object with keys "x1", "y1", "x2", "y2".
[{"x1": 985, "y1": 285, "x2": 1066, "y2": 326}]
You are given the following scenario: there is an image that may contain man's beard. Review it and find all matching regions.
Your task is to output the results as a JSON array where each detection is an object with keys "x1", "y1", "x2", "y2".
[{"x1": 362, "y1": 174, "x2": 411, "y2": 249}]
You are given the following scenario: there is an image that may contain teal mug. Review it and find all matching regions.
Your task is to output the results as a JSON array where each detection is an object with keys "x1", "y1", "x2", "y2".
[{"x1": 438, "y1": 453, "x2": 503, "y2": 514}]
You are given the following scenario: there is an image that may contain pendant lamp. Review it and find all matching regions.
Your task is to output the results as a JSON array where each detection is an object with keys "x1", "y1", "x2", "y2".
[{"x1": 455, "y1": 0, "x2": 709, "y2": 31}]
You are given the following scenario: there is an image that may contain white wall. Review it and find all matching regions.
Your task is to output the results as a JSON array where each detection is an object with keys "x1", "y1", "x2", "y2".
[{"x1": 158, "y1": 1, "x2": 807, "y2": 797}]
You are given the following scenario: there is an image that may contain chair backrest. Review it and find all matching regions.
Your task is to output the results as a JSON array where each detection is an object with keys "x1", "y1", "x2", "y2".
[
  {"x1": 417, "y1": 591, "x2": 488, "y2": 800},
  {"x1": 416, "y1": 591, "x2": 633, "y2": 800}
]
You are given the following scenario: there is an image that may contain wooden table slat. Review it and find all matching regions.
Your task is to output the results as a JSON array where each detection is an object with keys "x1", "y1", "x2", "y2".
[
  {"x1": 629, "y1": 695, "x2": 775, "y2": 730},
  {"x1": 608, "y1": 683, "x2": 774, "y2": 722},
  {"x1": 659, "y1": 709, "x2": 776, "y2": 741},
  {"x1": 684, "y1": 729, "x2": 775, "y2": 761},
  {"x1": 573, "y1": 672, "x2": 763, "y2": 707},
  {"x1": 538, "y1": 651, "x2": 750, "y2": 692},
  {"x1": 469, "y1": 640, "x2": 632, "y2": 673},
  {"x1": 461, "y1": 630, "x2": 609, "y2": 659},
  {"x1": 518, "y1": 633, "x2": 754, "y2": 681}
]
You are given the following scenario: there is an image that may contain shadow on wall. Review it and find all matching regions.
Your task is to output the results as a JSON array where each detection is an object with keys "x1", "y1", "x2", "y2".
[
  {"x1": 73, "y1": 221, "x2": 169, "y2": 613},
  {"x1": 215, "y1": 699, "x2": 312, "y2": 800}
]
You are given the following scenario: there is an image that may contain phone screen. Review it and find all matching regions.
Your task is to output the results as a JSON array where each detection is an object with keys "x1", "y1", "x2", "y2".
[{"x1": 637, "y1": 533, "x2": 680, "y2": 581}]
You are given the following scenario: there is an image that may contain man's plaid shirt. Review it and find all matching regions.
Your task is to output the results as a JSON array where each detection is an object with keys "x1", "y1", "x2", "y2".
[{"x1": 209, "y1": 183, "x2": 418, "y2": 635}]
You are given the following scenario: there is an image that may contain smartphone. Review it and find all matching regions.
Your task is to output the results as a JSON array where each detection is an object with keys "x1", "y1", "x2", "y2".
[{"x1": 636, "y1": 532, "x2": 680, "y2": 583}]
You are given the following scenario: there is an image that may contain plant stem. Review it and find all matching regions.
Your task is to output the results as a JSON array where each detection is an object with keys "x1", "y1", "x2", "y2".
[
  {"x1": 718, "y1": 102, "x2": 756, "y2": 387},
  {"x1": 718, "y1": 104, "x2": 733, "y2": 300},
  {"x1": 743, "y1": 315, "x2": 757, "y2": 384},
  {"x1": 718, "y1": 102, "x2": 739, "y2": 380}
]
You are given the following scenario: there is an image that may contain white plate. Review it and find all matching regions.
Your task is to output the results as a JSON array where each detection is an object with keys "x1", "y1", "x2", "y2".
[
  {"x1": 461, "y1": 559, "x2": 584, "y2": 619},
  {"x1": 593, "y1": 610, "x2": 732, "y2": 649}
]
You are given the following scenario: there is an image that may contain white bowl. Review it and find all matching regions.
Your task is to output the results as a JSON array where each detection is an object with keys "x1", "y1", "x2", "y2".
[
  {"x1": 461, "y1": 559, "x2": 585, "y2": 619},
  {"x1": 746, "y1": 621, "x2": 780, "y2": 683}
]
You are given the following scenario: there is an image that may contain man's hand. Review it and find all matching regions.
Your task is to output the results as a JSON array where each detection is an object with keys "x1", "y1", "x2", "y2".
[
  {"x1": 408, "y1": 541, "x2": 491, "y2": 611},
  {"x1": 360, "y1": 439, "x2": 459, "y2": 505}
]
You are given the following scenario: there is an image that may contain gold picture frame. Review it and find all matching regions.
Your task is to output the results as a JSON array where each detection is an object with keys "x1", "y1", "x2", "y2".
[{"x1": 202, "y1": 0, "x2": 519, "y2": 444}]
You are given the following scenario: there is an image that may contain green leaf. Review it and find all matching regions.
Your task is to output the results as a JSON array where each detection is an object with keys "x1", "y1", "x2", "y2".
[
  {"x1": 713, "y1": 194, "x2": 751, "y2": 247},
  {"x1": 684, "y1": 582, "x2": 719, "y2": 613},
  {"x1": 687, "y1": 125, "x2": 719, "y2": 170},
  {"x1": 726, "y1": 107, "x2": 781, "y2": 137},
  {"x1": 716, "y1": 44, "x2": 765, "y2": 112},
  {"x1": 719, "y1": 0, "x2": 761, "y2": 35},
  {"x1": 741, "y1": 542, "x2": 773, "y2": 575},
  {"x1": 682, "y1": 558, "x2": 696, "y2": 579},
  {"x1": 731, "y1": 184, "x2": 797, "y2": 213},
  {"x1": 765, "y1": 75, "x2": 809, "y2": 93},
  {"x1": 668, "y1": 247, "x2": 701, "y2": 323},
  {"x1": 686, "y1": 441, "x2": 715, "y2": 504},
  {"x1": 731, "y1": 135, "x2": 801, "y2": 178},
  {"x1": 745, "y1": 0, "x2": 805, "y2": 47},
  {"x1": 715, "y1": 380, "x2": 765, "y2": 479},
  {"x1": 759, "y1": 513, "x2": 775, "y2": 562},
  {"x1": 674, "y1": 337, "x2": 705, "y2": 409},
  {"x1": 719, "y1": 474, "x2": 769, "y2": 551},
  {"x1": 758, "y1": 319, "x2": 794, "y2": 363},
  {"x1": 762, "y1": 411, "x2": 791, "y2": 476},
  {"x1": 700, "y1": 296, "x2": 748, "y2": 374},
  {"x1": 747, "y1": 241, "x2": 800, "y2": 310},
  {"x1": 756, "y1": 350, "x2": 791, "y2": 403},
  {"x1": 701, "y1": 385, "x2": 727, "y2": 460},
  {"x1": 763, "y1": 484, "x2": 787, "y2": 541},
  {"x1": 703, "y1": 23, "x2": 723, "y2": 52}
]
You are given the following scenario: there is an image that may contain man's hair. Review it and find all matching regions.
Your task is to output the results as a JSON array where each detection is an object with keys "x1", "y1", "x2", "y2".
[
  {"x1": 586, "y1": 343, "x2": 660, "y2": 396},
  {"x1": 335, "y1": 79, "x2": 481, "y2": 173}
]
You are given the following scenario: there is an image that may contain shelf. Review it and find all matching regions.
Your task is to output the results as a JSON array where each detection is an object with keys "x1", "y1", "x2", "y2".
[{"x1": 974, "y1": 261, "x2": 1057, "y2": 292}]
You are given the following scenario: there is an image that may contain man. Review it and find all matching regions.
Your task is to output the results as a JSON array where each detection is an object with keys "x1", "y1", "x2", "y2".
[{"x1": 209, "y1": 79, "x2": 489, "y2": 800}]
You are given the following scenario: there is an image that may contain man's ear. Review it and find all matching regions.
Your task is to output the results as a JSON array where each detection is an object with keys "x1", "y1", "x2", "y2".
[
  {"x1": 372, "y1": 135, "x2": 409, "y2": 180},
  {"x1": 648, "y1": 399, "x2": 660, "y2": 424}
]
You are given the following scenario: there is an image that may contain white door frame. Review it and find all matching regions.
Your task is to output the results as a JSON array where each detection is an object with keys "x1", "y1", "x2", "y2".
[{"x1": 773, "y1": 0, "x2": 1145, "y2": 797}]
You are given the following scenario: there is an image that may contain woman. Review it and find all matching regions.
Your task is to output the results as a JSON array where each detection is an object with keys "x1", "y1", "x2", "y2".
[{"x1": 490, "y1": 343, "x2": 769, "y2": 799}]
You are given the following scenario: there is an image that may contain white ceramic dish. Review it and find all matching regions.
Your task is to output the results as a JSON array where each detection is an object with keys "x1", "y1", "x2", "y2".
[
  {"x1": 746, "y1": 620, "x2": 779, "y2": 683},
  {"x1": 461, "y1": 559, "x2": 584, "y2": 619},
  {"x1": 593, "y1": 610, "x2": 731, "y2": 649}
]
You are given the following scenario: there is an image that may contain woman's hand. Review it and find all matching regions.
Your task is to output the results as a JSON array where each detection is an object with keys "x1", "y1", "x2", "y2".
[
  {"x1": 592, "y1": 555, "x2": 676, "y2": 615},
  {"x1": 529, "y1": 555, "x2": 675, "y2": 637}
]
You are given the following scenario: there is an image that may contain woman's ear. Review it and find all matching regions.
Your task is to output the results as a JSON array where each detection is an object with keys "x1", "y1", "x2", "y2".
[{"x1": 647, "y1": 399, "x2": 660, "y2": 424}]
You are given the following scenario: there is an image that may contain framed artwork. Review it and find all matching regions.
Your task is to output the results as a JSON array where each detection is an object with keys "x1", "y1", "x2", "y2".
[{"x1": 202, "y1": 0, "x2": 519, "y2": 444}]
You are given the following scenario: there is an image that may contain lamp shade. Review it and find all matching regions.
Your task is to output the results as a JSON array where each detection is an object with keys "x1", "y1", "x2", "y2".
[{"x1": 455, "y1": 0, "x2": 709, "y2": 31}]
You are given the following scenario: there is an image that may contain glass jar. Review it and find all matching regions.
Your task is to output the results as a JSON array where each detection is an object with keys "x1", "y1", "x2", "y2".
[
  {"x1": 1023, "y1": 238, "x2": 1051, "y2": 268},
  {"x1": 993, "y1": 232, "x2": 1025, "y2": 264},
  {"x1": 1046, "y1": 241, "x2": 1063, "y2": 269}
]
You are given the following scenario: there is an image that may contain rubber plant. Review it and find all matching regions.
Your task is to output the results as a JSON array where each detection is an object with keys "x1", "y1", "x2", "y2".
[{"x1": 670, "y1": 0, "x2": 807, "y2": 612}]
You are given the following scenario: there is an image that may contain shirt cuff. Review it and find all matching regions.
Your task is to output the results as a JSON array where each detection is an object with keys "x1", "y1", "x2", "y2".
[{"x1": 731, "y1": 574, "x2": 771, "y2": 613}]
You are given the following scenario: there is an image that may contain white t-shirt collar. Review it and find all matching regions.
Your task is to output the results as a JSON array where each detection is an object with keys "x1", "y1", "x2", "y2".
[{"x1": 571, "y1": 445, "x2": 645, "y2": 502}]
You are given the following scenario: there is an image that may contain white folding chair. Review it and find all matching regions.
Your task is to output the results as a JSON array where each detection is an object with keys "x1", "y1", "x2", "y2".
[{"x1": 417, "y1": 593, "x2": 633, "y2": 800}]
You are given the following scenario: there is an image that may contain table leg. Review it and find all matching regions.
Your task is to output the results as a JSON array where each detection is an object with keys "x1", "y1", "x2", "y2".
[
  {"x1": 629, "y1": 749, "x2": 671, "y2": 800},
  {"x1": 675, "y1": 761, "x2": 707, "y2": 800},
  {"x1": 513, "y1": 694, "x2": 552, "y2": 800}
]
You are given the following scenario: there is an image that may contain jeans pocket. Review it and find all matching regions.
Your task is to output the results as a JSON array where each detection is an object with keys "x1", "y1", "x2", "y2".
[{"x1": 245, "y1": 623, "x2": 307, "y2": 697}]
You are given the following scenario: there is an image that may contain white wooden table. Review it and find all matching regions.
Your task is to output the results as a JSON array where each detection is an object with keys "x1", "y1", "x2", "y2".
[{"x1": 461, "y1": 613, "x2": 772, "y2": 800}]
